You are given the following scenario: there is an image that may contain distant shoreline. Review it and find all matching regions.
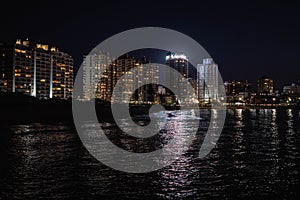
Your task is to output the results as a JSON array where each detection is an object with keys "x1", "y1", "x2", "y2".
[
  {"x1": 0, "y1": 102, "x2": 298, "y2": 126},
  {"x1": 0, "y1": 93, "x2": 298, "y2": 126}
]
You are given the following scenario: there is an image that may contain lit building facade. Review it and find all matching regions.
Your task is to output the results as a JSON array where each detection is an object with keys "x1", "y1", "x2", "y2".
[
  {"x1": 84, "y1": 53, "x2": 159, "y2": 104},
  {"x1": 164, "y1": 52, "x2": 189, "y2": 104},
  {"x1": 82, "y1": 51, "x2": 111, "y2": 100},
  {"x1": 224, "y1": 80, "x2": 252, "y2": 103},
  {"x1": 132, "y1": 57, "x2": 159, "y2": 104},
  {"x1": 0, "y1": 39, "x2": 73, "y2": 99},
  {"x1": 165, "y1": 52, "x2": 188, "y2": 78},
  {"x1": 112, "y1": 55, "x2": 159, "y2": 104},
  {"x1": 258, "y1": 76, "x2": 273, "y2": 95},
  {"x1": 283, "y1": 83, "x2": 300, "y2": 95},
  {"x1": 197, "y1": 58, "x2": 219, "y2": 101},
  {"x1": 187, "y1": 78, "x2": 198, "y2": 104},
  {"x1": 224, "y1": 80, "x2": 251, "y2": 96}
]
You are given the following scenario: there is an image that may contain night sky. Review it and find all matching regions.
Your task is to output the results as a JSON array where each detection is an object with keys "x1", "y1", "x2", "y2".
[{"x1": 1, "y1": 0, "x2": 299, "y2": 90}]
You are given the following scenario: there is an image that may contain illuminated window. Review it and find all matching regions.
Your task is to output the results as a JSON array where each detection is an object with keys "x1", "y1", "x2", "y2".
[
  {"x1": 15, "y1": 73, "x2": 21, "y2": 77},
  {"x1": 56, "y1": 63, "x2": 66, "y2": 67},
  {"x1": 40, "y1": 79, "x2": 46, "y2": 82},
  {"x1": 15, "y1": 49, "x2": 26, "y2": 54},
  {"x1": 22, "y1": 40, "x2": 29, "y2": 46},
  {"x1": 25, "y1": 74, "x2": 31, "y2": 78}
]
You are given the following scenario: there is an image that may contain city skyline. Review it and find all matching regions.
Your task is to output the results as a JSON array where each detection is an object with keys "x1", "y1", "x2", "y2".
[
  {"x1": 1, "y1": 38, "x2": 299, "y2": 105},
  {"x1": 1, "y1": 1, "x2": 299, "y2": 90}
]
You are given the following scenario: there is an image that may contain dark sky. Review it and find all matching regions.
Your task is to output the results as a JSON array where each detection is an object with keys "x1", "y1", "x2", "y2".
[{"x1": 1, "y1": 0, "x2": 299, "y2": 90}]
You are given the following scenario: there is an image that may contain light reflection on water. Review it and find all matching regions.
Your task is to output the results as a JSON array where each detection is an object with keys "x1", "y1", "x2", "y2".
[{"x1": 0, "y1": 109, "x2": 299, "y2": 199}]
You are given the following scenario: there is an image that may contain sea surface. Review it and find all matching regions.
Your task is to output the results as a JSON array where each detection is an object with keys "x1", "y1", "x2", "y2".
[{"x1": 0, "y1": 109, "x2": 299, "y2": 199}]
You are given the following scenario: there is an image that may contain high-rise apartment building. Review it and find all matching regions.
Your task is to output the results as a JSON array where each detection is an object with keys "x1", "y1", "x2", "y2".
[
  {"x1": 164, "y1": 52, "x2": 189, "y2": 104},
  {"x1": 82, "y1": 51, "x2": 111, "y2": 100},
  {"x1": 0, "y1": 39, "x2": 73, "y2": 99},
  {"x1": 258, "y1": 76, "x2": 273, "y2": 95},
  {"x1": 165, "y1": 52, "x2": 188, "y2": 78},
  {"x1": 197, "y1": 58, "x2": 219, "y2": 101},
  {"x1": 83, "y1": 53, "x2": 159, "y2": 104}
]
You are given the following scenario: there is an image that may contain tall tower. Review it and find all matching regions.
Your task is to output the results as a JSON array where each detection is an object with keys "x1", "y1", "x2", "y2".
[
  {"x1": 197, "y1": 58, "x2": 219, "y2": 102},
  {"x1": 50, "y1": 48, "x2": 74, "y2": 99},
  {"x1": 165, "y1": 52, "x2": 188, "y2": 104},
  {"x1": 82, "y1": 51, "x2": 111, "y2": 100},
  {"x1": 165, "y1": 52, "x2": 188, "y2": 78}
]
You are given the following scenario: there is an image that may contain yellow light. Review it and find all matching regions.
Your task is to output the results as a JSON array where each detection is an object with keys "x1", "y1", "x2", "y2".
[
  {"x1": 15, "y1": 49, "x2": 26, "y2": 54},
  {"x1": 56, "y1": 63, "x2": 66, "y2": 67},
  {"x1": 25, "y1": 74, "x2": 31, "y2": 78},
  {"x1": 42, "y1": 45, "x2": 48, "y2": 51},
  {"x1": 22, "y1": 40, "x2": 29, "y2": 46},
  {"x1": 15, "y1": 73, "x2": 21, "y2": 77},
  {"x1": 36, "y1": 44, "x2": 48, "y2": 51},
  {"x1": 40, "y1": 79, "x2": 46, "y2": 82}
]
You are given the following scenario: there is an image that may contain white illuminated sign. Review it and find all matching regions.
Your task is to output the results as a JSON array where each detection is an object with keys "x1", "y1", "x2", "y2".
[{"x1": 165, "y1": 52, "x2": 188, "y2": 61}]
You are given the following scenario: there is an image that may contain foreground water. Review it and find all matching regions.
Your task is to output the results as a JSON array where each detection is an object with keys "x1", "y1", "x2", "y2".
[{"x1": 0, "y1": 109, "x2": 299, "y2": 199}]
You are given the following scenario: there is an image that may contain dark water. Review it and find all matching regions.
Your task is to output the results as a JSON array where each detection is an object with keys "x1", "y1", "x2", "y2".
[{"x1": 0, "y1": 109, "x2": 299, "y2": 199}]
